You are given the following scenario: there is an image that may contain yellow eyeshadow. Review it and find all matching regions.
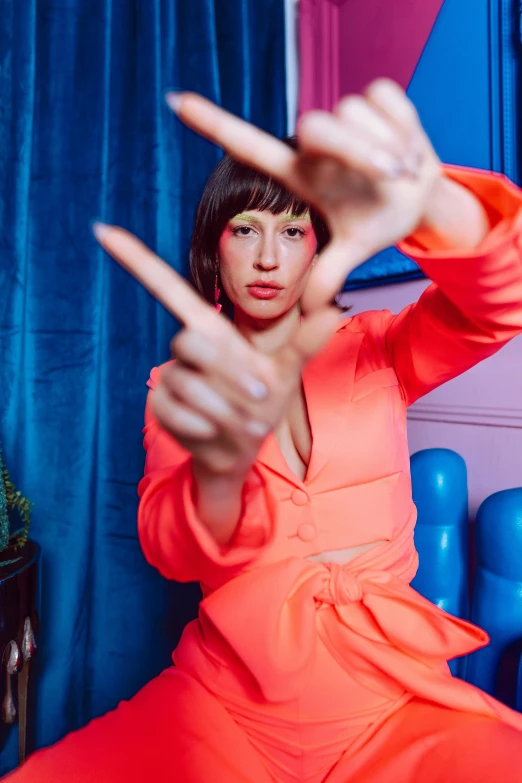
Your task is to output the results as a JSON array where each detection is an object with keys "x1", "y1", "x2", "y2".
[
  {"x1": 232, "y1": 213, "x2": 262, "y2": 223},
  {"x1": 231, "y1": 212, "x2": 310, "y2": 223},
  {"x1": 281, "y1": 213, "x2": 311, "y2": 222}
]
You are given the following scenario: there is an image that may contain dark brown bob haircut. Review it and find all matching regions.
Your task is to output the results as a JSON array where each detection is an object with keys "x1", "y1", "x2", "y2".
[{"x1": 189, "y1": 137, "x2": 330, "y2": 318}]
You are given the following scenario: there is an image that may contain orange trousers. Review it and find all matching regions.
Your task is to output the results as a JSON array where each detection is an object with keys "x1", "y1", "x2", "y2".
[{"x1": 5, "y1": 666, "x2": 522, "y2": 783}]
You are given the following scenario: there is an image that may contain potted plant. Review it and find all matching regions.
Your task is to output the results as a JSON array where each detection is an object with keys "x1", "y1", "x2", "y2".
[
  {"x1": 0, "y1": 447, "x2": 40, "y2": 767},
  {"x1": 0, "y1": 449, "x2": 32, "y2": 567}
]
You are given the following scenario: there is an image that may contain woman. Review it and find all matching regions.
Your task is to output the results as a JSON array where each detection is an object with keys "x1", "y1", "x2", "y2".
[{"x1": 9, "y1": 80, "x2": 522, "y2": 782}]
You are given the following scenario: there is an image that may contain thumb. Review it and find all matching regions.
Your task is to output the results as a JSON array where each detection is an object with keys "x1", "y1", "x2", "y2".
[
  {"x1": 289, "y1": 305, "x2": 342, "y2": 365},
  {"x1": 300, "y1": 239, "x2": 370, "y2": 315}
]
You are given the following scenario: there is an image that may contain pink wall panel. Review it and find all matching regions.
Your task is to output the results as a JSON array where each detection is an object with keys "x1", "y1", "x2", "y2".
[{"x1": 299, "y1": 0, "x2": 445, "y2": 112}]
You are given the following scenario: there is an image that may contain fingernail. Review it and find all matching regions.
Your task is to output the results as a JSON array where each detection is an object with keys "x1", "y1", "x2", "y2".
[
  {"x1": 165, "y1": 91, "x2": 183, "y2": 113},
  {"x1": 91, "y1": 221, "x2": 110, "y2": 241},
  {"x1": 246, "y1": 420, "x2": 269, "y2": 438},
  {"x1": 242, "y1": 376, "x2": 268, "y2": 400},
  {"x1": 371, "y1": 151, "x2": 406, "y2": 179}
]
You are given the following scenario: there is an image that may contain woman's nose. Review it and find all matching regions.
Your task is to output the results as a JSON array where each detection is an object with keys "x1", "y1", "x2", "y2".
[{"x1": 254, "y1": 240, "x2": 279, "y2": 271}]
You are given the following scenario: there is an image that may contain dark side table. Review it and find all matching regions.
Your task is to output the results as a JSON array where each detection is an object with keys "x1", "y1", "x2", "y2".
[{"x1": 0, "y1": 541, "x2": 40, "y2": 766}]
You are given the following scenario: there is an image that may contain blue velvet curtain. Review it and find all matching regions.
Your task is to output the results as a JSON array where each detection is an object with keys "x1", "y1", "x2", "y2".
[{"x1": 0, "y1": 0, "x2": 286, "y2": 773}]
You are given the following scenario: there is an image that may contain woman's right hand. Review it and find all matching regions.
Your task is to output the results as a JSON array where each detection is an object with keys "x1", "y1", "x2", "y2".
[{"x1": 93, "y1": 224, "x2": 339, "y2": 484}]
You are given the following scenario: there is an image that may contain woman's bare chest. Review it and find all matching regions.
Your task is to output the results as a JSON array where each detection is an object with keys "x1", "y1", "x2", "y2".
[{"x1": 273, "y1": 385, "x2": 311, "y2": 483}]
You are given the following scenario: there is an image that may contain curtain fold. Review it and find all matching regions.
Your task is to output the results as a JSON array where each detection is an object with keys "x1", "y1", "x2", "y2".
[{"x1": 0, "y1": 0, "x2": 286, "y2": 772}]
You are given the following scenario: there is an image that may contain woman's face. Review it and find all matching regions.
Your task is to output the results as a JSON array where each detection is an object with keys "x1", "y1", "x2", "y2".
[{"x1": 217, "y1": 210, "x2": 318, "y2": 319}]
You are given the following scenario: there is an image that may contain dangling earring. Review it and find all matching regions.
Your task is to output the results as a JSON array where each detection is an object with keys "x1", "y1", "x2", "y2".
[{"x1": 214, "y1": 270, "x2": 222, "y2": 313}]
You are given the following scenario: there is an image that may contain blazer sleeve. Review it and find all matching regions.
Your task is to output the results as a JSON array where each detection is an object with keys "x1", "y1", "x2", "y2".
[
  {"x1": 381, "y1": 164, "x2": 522, "y2": 406},
  {"x1": 137, "y1": 364, "x2": 275, "y2": 585}
]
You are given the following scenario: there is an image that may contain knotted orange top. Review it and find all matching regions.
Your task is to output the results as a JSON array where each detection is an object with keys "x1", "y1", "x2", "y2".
[{"x1": 194, "y1": 510, "x2": 521, "y2": 729}]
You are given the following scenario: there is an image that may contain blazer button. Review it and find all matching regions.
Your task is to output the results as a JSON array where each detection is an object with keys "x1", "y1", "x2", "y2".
[
  {"x1": 297, "y1": 523, "x2": 316, "y2": 542},
  {"x1": 291, "y1": 489, "x2": 309, "y2": 506}
]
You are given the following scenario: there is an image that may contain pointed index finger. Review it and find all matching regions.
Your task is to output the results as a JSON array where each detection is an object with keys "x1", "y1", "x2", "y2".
[
  {"x1": 93, "y1": 223, "x2": 219, "y2": 332},
  {"x1": 167, "y1": 92, "x2": 299, "y2": 188}
]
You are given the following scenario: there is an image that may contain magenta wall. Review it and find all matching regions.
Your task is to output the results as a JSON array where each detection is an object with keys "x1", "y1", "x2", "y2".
[
  {"x1": 339, "y1": 284, "x2": 522, "y2": 516},
  {"x1": 299, "y1": 0, "x2": 445, "y2": 112}
]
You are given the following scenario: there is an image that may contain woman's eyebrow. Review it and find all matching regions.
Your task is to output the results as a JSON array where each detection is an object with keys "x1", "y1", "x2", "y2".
[
  {"x1": 230, "y1": 212, "x2": 311, "y2": 223},
  {"x1": 279, "y1": 213, "x2": 311, "y2": 222},
  {"x1": 231, "y1": 213, "x2": 262, "y2": 223}
]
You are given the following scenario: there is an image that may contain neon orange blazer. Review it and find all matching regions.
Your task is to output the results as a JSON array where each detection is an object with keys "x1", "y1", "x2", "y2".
[{"x1": 138, "y1": 166, "x2": 522, "y2": 727}]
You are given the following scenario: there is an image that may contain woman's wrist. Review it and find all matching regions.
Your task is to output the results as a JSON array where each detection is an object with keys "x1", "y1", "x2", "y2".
[
  {"x1": 418, "y1": 174, "x2": 490, "y2": 252},
  {"x1": 191, "y1": 460, "x2": 250, "y2": 546},
  {"x1": 192, "y1": 460, "x2": 250, "y2": 493}
]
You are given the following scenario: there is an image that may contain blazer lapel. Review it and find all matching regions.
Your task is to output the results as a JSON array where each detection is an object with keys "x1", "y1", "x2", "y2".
[
  {"x1": 302, "y1": 328, "x2": 364, "y2": 485},
  {"x1": 257, "y1": 325, "x2": 364, "y2": 487},
  {"x1": 256, "y1": 431, "x2": 298, "y2": 485}
]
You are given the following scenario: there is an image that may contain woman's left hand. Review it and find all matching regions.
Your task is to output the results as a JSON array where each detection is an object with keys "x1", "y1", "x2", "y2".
[{"x1": 167, "y1": 80, "x2": 486, "y2": 311}]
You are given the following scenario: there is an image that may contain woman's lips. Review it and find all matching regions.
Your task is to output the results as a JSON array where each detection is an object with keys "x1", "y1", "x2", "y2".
[
  {"x1": 247, "y1": 282, "x2": 283, "y2": 300},
  {"x1": 247, "y1": 286, "x2": 281, "y2": 300}
]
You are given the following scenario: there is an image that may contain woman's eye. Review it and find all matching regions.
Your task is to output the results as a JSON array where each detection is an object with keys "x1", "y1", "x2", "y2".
[
  {"x1": 232, "y1": 226, "x2": 254, "y2": 236},
  {"x1": 284, "y1": 227, "x2": 305, "y2": 238}
]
